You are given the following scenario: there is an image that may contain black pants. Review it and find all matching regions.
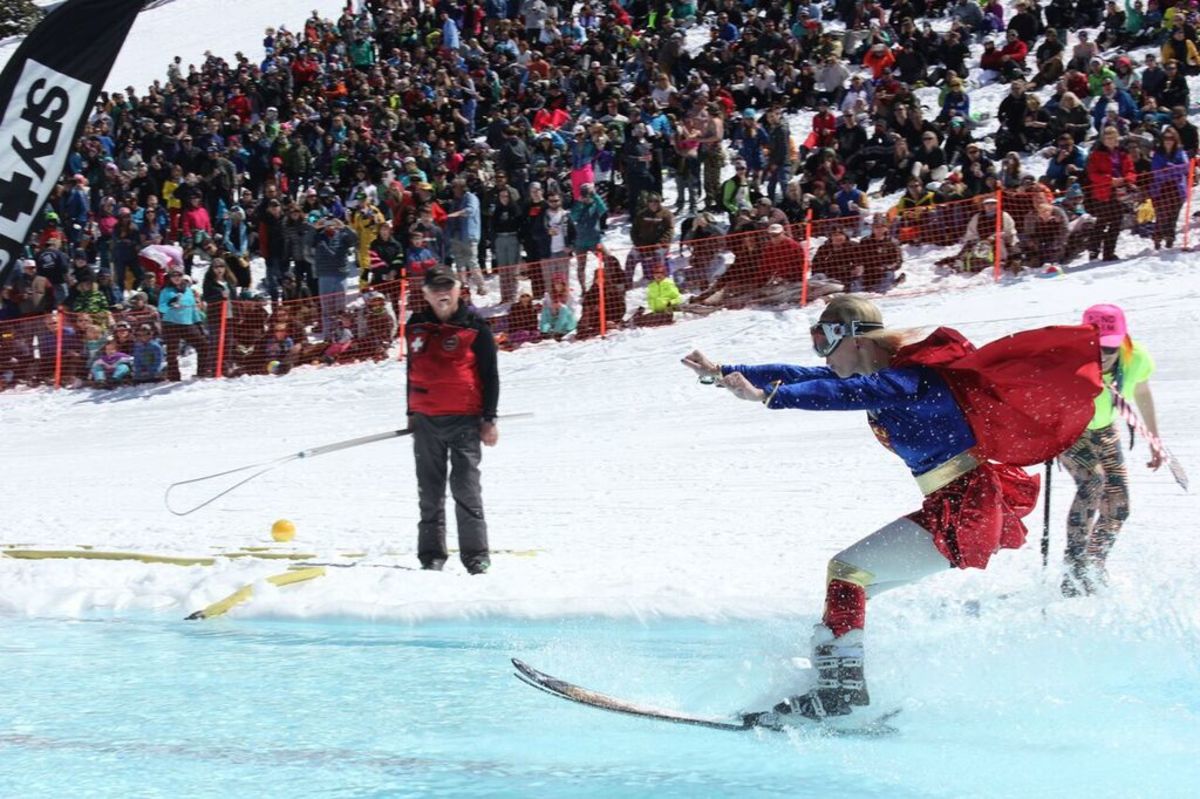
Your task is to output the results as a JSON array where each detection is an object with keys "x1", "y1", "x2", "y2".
[
  {"x1": 163, "y1": 322, "x2": 211, "y2": 381},
  {"x1": 1086, "y1": 197, "x2": 1123, "y2": 258},
  {"x1": 1153, "y1": 185, "x2": 1184, "y2": 248},
  {"x1": 412, "y1": 413, "x2": 489, "y2": 568}
]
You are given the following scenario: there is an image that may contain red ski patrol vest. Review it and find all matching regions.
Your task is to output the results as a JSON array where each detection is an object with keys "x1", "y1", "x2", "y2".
[{"x1": 406, "y1": 321, "x2": 483, "y2": 416}]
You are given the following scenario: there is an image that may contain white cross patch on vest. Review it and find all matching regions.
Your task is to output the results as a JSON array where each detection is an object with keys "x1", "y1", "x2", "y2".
[{"x1": 411, "y1": 336, "x2": 425, "y2": 353}]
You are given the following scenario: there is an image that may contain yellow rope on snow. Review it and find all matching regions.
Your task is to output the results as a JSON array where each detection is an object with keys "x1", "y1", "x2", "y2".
[
  {"x1": 2, "y1": 549, "x2": 216, "y2": 567},
  {"x1": 184, "y1": 566, "x2": 327, "y2": 621}
]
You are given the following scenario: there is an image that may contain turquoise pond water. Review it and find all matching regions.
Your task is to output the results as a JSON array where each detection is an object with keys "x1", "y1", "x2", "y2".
[{"x1": 0, "y1": 612, "x2": 1197, "y2": 798}]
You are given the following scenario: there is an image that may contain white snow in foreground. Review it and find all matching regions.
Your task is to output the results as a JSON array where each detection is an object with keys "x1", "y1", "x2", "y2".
[{"x1": 1, "y1": 254, "x2": 1197, "y2": 628}]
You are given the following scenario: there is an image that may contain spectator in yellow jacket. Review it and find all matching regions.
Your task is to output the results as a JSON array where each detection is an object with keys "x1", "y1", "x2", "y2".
[{"x1": 349, "y1": 193, "x2": 387, "y2": 287}]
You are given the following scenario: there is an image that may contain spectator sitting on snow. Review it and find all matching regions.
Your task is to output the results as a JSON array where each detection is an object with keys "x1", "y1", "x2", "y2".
[
  {"x1": 1018, "y1": 195, "x2": 1072, "y2": 270},
  {"x1": 632, "y1": 262, "x2": 682, "y2": 327},
  {"x1": 320, "y1": 311, "x2": 357, "y2": 365},
  {"x1": 538, "y1": 293, "x2": 577, "y2": 340},
  {"x1": 130, "y1": 322, "x2": 165, "y2": 382},
  {"x1": 90, "y1": 336, "x2": 133, "y2": 387},
  {"x1": 758, "y1": 223, "x2": 806, "y2": 285},
  {"x1": 352, "y1": 291, "x2": 398, "y2": 360},
  {"x1": 261, "y1": 322, "x2": 297, "y2": 375},
  {"x1": 501, "y1": 292, "x2": 542, "y2": 348},
  {"x1": 751, "y1": 197, "x2": 790, "y2": 231},
  {"x1": 943, "y1": 196, "x2": 1018, "y2": 272},
  {"x1": 1090, "y1": 78, "x2": 1140, "y2": 132},
  {"x1": 856, "y1": 222, "x2": 905, "y2": 292},
  {"x1": 810, "y1": 227, "x2": 861, "y2": 293}
]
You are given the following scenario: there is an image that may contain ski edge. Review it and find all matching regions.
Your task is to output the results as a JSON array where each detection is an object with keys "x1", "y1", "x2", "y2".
[{"x1": 512, "y1": 658, "x2": 904, "y2": 737}]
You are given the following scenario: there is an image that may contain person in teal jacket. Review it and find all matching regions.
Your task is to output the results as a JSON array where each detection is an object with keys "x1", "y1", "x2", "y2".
[
  {"x1": 538, "y1": 295, "x2": 577, "y2": 339},
  {"x1": 569, "y1": 183, "x2": 608, "y2": 292},
  {"x1": 158, "y1": 268, "x2": 212, "y2": 380}
]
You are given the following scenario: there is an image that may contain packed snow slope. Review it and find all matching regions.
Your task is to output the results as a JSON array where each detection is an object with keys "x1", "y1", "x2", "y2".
[
  {"x1": 1, "y1": 254, "x2": 1197, "y2": 627},
  {"x1": 0, "y1": 0, "x2": 348, "y2": 92},
  {"x1": 0, "y1": 0, "x2": 1196, "y2": 637}
]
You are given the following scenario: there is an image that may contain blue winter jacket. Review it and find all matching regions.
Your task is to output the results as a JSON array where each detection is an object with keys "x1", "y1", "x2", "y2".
[
  {"x1": 446, "y1": 191, "x2": 481, "y2": 243},
  {"x1": 1044, "y1": 146, "x2": 1086, "y2": 184},
  {"x1": 1090, "y1": 90, "x2": 1140, "y2": 131},
  {"x1": 722, "y1": 363, "x2": 977, "y2": 477},
  {"x1": 1150, "y1": 149, "x2": 1188, "y2": 199},
  {"x1": 158, "y1": 284, "x2": 205, "y2": 326}
]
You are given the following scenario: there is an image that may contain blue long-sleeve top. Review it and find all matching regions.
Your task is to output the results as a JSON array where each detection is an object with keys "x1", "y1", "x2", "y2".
[
  {"x1": 722, "y1": 363, "x2": 977, "y2": 477},
  {"x1": 1150, "y1": 149, "x2": 1188, "y2": 199}
]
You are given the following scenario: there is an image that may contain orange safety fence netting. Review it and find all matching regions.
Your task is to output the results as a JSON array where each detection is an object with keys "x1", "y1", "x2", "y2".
[{"x1": 3, "y1": 158, "x2": 1199, "y2": 391}]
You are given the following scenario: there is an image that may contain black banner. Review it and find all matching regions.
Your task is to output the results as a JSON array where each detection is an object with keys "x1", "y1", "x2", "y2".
[{"x1": 0, "y1": 0, "x2": 144, "y2": 286}]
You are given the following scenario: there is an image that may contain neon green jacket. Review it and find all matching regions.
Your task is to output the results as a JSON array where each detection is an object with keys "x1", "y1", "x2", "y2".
[
  {"x1": 1089, "y1": 343, "x2": 1154, "y2": 429},
  {"x1": 647, "y1": 277, "x2": 682, "y2": 313}
]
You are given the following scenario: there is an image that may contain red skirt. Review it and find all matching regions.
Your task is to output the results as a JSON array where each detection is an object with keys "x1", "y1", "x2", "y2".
[{"x1": 907, "y1": 463, "x2": 1040, "y2": 569}]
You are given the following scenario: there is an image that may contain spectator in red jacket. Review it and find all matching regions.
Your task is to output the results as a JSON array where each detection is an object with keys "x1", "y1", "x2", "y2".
[
  {"x1": 862, "y1": 44, "x2": 896, "y2": 80},
  {"x1": 180, "y1": 195, "x2": 213, "y2": 246},
  {"x1": 1084, "y1": 125, "x2": 1136, "y2": 261},
  {"x1": 759, "y1": 223, "x2": 805, "y2": 284},
  {"x1": 1000, "y1": 30, "x2": 1029, "y2": 68}
]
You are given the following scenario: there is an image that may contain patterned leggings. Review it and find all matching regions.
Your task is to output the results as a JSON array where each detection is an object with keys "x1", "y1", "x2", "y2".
[{"x1": 1059, "y1": 425, "x2": 1130, "y2": 573}]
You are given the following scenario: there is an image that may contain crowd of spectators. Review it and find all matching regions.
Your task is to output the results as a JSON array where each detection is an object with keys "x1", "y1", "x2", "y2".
[{"x1": 2, "y1": 0, "x2": 1199, "y2": 390}]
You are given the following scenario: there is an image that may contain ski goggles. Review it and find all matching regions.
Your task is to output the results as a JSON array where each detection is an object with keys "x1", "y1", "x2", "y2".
[{"x1": 810, "y1": 320, "x2": 883, "y2": 357}]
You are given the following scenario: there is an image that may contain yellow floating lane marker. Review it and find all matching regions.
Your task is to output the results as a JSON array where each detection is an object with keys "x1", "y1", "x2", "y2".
[
  {"x1": 184, "y1": 566, "x2": 326, "y2": 621},
  {"x1": 2, "y1": 549, "x2": 216, "y2": 567}
]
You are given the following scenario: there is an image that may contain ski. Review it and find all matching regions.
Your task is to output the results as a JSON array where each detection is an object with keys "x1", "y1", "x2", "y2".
[{"x1": 512, "y1": 659, "x2": 900, "y2": 736}]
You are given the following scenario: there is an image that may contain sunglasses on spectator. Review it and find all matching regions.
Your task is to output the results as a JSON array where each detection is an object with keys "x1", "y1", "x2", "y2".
[
  {"x1": 1100, "y1": 346, "x2": 1121, "y2": 356},
  {"x1": 810, "y1": 320, "x2": 883, "y2": 358}
]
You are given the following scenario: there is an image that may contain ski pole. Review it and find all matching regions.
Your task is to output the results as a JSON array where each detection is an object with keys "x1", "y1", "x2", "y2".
[
  {"x1": 1041, "y1": 459, "x2": 1052, "y2": 570},
  {"x1": 1110, "y1": 390, "x2": 1188, "y2": 491},
  {"x1": 164, "y1": 413, "x2": 534, "y2": 516}
]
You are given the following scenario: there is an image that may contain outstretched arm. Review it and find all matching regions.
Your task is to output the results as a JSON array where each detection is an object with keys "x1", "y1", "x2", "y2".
[
  {"x1": 721, "y1": 363, "x2": 835, "y2": 389},
  {"x1": 1133, "y1": 381, "x2": 1162, "y2": 469},
  {"x1": 681, "y1": 350, "x2": 834, "y2": 387},
  {"x1": 725, "y1": 368, "x2": 926, "y2": 412}
]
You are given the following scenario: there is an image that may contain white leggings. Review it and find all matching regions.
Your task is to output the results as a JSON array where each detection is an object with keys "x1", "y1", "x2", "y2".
[{"x1": 831, "y1": 517, "x2": 953, "y2": 598}]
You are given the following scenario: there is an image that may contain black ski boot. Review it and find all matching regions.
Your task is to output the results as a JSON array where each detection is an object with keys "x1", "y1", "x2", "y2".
[
  {"x1": 773, "y1": 636, "x2": 870, "y2": 720},
  {"x1": 743, "y1": 628, "x2": 869, "y2": 728}
]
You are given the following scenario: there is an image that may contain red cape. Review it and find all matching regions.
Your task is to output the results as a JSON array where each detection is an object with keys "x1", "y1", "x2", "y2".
[{"x1": 893, "y1": 325, "x2": 1103, "y2": 466}]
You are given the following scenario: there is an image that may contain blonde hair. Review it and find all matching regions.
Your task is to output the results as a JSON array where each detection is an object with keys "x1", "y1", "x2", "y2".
[
  {"x1": 819, "y1": 294, "x2": 883, "y2": 326},
  {"x1": 818, "y1": 294, "x2": 917, "y2": 355}
]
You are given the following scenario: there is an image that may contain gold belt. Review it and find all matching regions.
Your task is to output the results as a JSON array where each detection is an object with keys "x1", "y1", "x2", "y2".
[{"x1": 915, "y1": 450, "x2": 981, "y2": 495}]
